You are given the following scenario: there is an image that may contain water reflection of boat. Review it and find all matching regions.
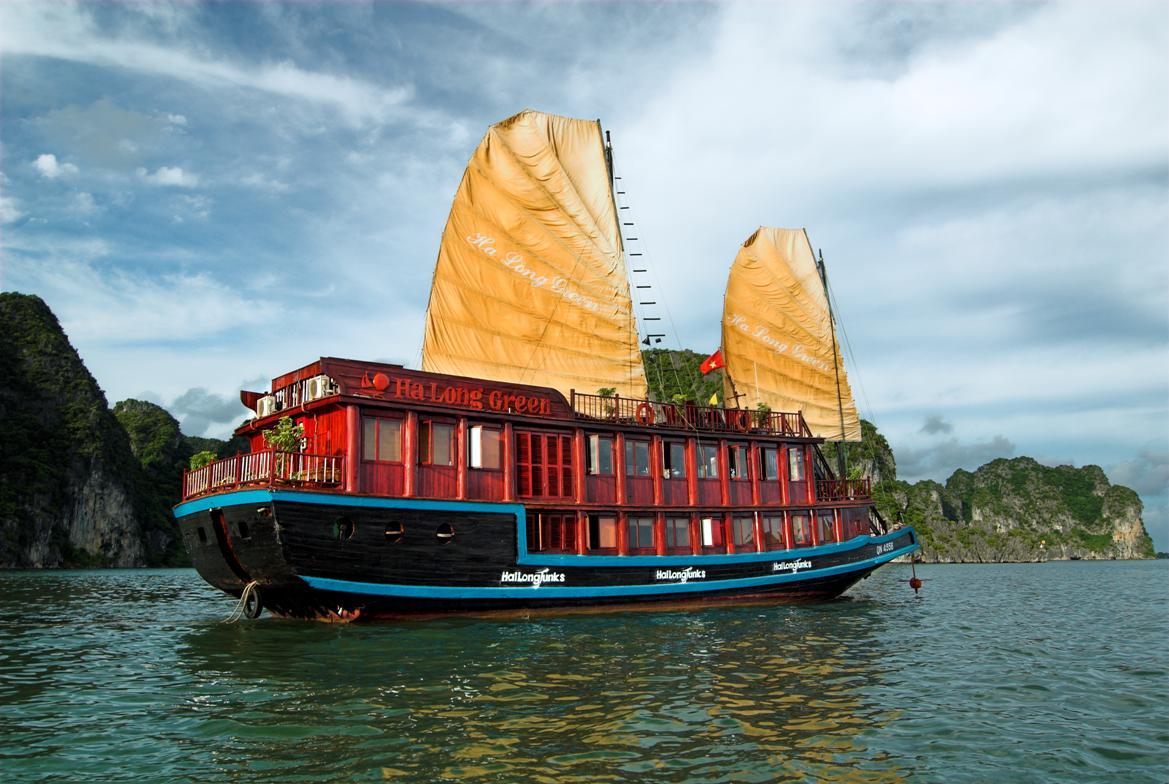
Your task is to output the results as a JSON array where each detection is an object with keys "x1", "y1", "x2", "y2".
[
  {"x1": 173, "y1": 602, "x2": 906, "y2": 781},
  {"x1": 173, "y1": 110, "x2": 917, "y2": 620}
]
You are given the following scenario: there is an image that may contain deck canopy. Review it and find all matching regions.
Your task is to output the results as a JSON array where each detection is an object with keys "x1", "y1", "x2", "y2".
[
  {"x1": 721, "y1": 227, "x2": 861, "y2": 442},
  {"x1": 422, "y1": 110, "x2": 647, "y2": 400}
]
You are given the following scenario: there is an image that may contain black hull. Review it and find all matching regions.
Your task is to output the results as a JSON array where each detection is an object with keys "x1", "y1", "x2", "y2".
[{"x1": 175, "y1": 489, "x2": 918, "y2": 621}]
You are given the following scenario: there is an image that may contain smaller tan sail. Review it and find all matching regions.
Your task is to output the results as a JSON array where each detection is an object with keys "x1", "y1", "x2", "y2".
[{"x1": 721, "y1": 227, "x2": 861, "y2": 441}]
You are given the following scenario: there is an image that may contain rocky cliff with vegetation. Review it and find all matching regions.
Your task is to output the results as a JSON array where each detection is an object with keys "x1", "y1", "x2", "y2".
[
  {"x1": 829, "y1": 424, "x2": 1154, "y2": 562},
  {"x1": 0, "y1": 293, "x2": 239, "y2": 568}
]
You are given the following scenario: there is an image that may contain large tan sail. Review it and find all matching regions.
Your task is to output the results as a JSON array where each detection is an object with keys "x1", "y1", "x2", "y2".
[
  {"x1": 721, "y1": 227, "x2": 861, "y2": 441},
  {"x1": 422, "y1": 110, "x2": 647, "y2": 400}
]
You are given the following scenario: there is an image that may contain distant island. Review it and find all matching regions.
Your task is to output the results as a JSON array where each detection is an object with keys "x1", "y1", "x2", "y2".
[{"x1": 0, "y1": 292, "x2": 1156, "y2": 567}]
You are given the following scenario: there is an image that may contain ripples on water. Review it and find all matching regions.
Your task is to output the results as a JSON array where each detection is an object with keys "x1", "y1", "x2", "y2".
[{"x1": 0, "y1": 562, "x2": 1166, "y2": 782}]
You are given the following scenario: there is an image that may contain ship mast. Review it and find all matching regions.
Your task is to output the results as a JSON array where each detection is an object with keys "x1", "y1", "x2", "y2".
[{"x1": 817, "y1": 250, "x2": 848, "y2": 479}]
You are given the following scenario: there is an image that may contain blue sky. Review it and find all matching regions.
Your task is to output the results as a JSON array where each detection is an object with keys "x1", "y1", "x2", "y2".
[{"x1": 2, "y1": 1, "x2": 1167, "y2": 548}]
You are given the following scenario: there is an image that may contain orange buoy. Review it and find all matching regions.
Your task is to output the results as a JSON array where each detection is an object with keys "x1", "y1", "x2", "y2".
[{"x1": 907, "y1": 558, "x2": 926, "y2": 595}]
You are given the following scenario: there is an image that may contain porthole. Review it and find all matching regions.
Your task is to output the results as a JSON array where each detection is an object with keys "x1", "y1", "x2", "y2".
[
  {"x1": 436, "y1": 523, "x2": 455, "y2": 544},
  {"x1": 238, "y1": 520, "x2": 251, "y2": 540},
  {"x1": 334, "y1": 517, "x2": 356, "y2": 542},
  {"x1": 196, "y1": 527, "x2": 208, "y2": 544},
  {"x1": 384, "y1": 521, "x2": 405, "y2": 544}
]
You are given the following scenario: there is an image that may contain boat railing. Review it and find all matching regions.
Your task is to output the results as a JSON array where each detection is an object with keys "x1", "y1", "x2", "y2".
[
  {"x1": 182, "y1": 450, "x2": 344, "y2": 501},
  {"x1": 816, "y1": 478, "x2": 872, "y2": 502},
  {"x1": 570, "y1": 391, "x2": 811, "y2": 437}
]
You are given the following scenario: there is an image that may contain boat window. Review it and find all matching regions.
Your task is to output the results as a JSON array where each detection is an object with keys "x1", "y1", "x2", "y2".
[
  {"x1": 625, "y1": 439, "x2": 651, "y2": 477},
  {"x1": 335, "y1": 517, "x2": 356, "y2": 541},
  {"x1": 362, "y1": 416, "x2": 402, "y2": 462},
  {"x1": 588, "y1": 514, "x2": 618, "y2": 551},
  {"x1": 762, "y1": 516, "x2": 785, "y2": 549},
  {"x1": 791, "y1": 513, "x2": 812, "y2": 546},
  {"x1": 467, "y1": 425, "x2": 501, "y2": 470},
  {"x1": 529, "y1": 513, "x2": 577, "y2": 553},
  {"x1": 516, "y1": 431, "x2": 574, "y2": 498},
  {"x1": 818, "y1": 511, "x2": 836, "y2": 544},
  {"x1": 728, "y1": 444, "x2": 749, "y2": 480},
  {"x1": 665, "y1": 516, "x2": 691, "y2": 551},
  {"x1": 700, "y1": 516, "x2": 725, "y2": 549},
  {"x1": 732, "y1": 516, "x2": 754, "y2": 548},
  {"x1": 663, "y1": 441, "x2": 686, "y2": 479},
  {"x1": 626, "y1": 516, "x2": 655, "y2": 552},
  {"x1": 419, "y1": 420, "x2": 455, "y2": 466},
  {"x1": 760, "y1": 446, "x2": 779, "y2": 481},
  {"x1": 788, "y1": 446, "x2": 805, "y2": 482},
  {"x1": 587, "y1": 434, "x2": 614, "y2": 476},
  {"x1": 696, "y1": 443, "x2": 719, "y2": 479}
]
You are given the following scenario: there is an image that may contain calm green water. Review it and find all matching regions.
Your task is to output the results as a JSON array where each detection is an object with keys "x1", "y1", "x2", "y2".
[{"x1": 1, "y1": 562, "x2": 1166, "y2": 783}]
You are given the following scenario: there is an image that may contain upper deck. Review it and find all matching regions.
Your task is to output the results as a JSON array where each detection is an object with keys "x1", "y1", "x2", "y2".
[{"x1": 183, "y1": 358, "x2": 873, "y2": 547}]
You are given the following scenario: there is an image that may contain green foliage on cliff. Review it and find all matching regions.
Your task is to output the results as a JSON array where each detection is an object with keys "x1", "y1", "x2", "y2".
[
  {"x1": 846, "y1": 426, "x2": 1155, "y2": 562},
  {"x1": 0, "y1": 293, "x2": 247, "y2": 568},
  {"x1": 113, "y1": 398, "x2": 248, "y2": 566},
  {"x1": 642, "y1": 349, "x2": 723, "y2": 404},
  {"x1": 822, "y1": 420, "x2": 897, "y2": 485},
  {"x1": 0, "y1": 293, "x2": 158, "y2": 566}
]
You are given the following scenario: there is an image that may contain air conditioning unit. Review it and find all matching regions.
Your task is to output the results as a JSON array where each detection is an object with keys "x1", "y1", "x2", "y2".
[
  {"x1": 305, "y1": 374, "x2": 334, "y2": 402},
  {"x1": 257, "y1": 395, "x2": 277, "y2": 418}
]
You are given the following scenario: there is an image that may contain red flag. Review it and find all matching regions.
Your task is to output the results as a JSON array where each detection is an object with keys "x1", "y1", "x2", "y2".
[{"x1": 699, "y1": 349, "x2": 724, "y2": 375}]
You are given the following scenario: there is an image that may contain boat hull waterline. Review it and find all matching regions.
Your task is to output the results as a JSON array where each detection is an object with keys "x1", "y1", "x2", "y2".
[{"x1": 175, "y1": 489, "x2": 918, "y2": 620}]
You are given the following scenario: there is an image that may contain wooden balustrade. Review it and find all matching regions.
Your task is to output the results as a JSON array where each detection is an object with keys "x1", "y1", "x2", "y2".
[
  {"x1": 815, "y1": 478, "x2": 872, "y2": 502},
  {"x1": 182, "y1": 450, "x2": 344, "y2": 501},
  {"x1": 570, "y1": 392, "x2": 810, "y2": 437}
]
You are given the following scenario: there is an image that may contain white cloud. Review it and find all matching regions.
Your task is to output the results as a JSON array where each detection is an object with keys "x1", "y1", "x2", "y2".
[
  {"x1": 235, "y1": 172, "x2": 290, "y2": 193},
  {"x1": 170, "y1": 194, "x2": 212, "y2": 222},
  {"x1": 71, "y1": 192, "x2": 98, "y2": 216},
  {"x1": 0, "y1": 194, "x2": 22, "y2": 224},
  {"x1": 32, "y1": 153, "x2": 79, "y2": 179},
  {"x1": 7, "y1": 255, "x2": 277, "y2": 344},
  {"x1": 0, "y1": 3, "x2": 413, "y2": 127},
  {"x1": 136, "y1": 165, "x2": 199, "y2": 187}
]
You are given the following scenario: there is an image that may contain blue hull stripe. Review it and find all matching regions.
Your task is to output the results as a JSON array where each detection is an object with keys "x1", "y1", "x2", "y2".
[
  {"x1": 173, "y1": 488, "x2": 526, "y2": 520},
  {"x1": 299, "y1": 543, "x2": 919, "y2": 600}
]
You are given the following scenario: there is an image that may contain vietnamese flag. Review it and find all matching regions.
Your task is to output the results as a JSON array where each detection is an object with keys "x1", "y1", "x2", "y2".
[{"x1": 699, "y1": 349, "x2": 725, "y2": 375}]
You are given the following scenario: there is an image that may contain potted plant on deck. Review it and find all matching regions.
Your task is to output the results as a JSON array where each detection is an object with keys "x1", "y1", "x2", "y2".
[{"x1": 262, "y1": 416, "x2": 305, "y2": 482}]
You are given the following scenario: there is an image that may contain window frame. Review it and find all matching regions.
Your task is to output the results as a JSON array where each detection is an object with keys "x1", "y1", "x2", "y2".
[
  {"x1": 467, "y1": 424, "x2": 502, "y2": 471},
  {"x1": 587, "y1": 513, "x2": 619, "y2": 553},
  {"x1": 664, "y1": 515, "x2": 692, "y2": 554},
  {"x1": 624, "y1": 438, "x2": 652, "y2": 477},
  {"x1": 663, "y1": 440, "x2": 687, "y2": 480},
  {"x1": 696, "y1": 443, "x2": 719, "y2": 479},
  {"x1": 699, "y1": 514, "x2": 726, "y2": 552},
  {"x1": 761, "y1": 515, "x2": 785, "y2": 549},
  {"x1": 528, "y1": 512, "x2": 577, "y2": 554},
  {"x1": 731, "y1": 515, "x2": 755, "y2": 549},
  {"x1": 817, "y1": 511, "x2": 837, "y2": 544},
  {"x1": 791, "y1": 513, "x2": 812, "y2": 547},
  {"x1": 727, "y1": 443, "x2": 750, "y2": 481},
  {"x1": 626, "y1": 515, "x2": 656, "y2": 554},
  {"x1": 788, "y1": 446, "x2": 806, "y2": 482},
  {"x1": 586, "y1": 433, "x2": 615, "y2": 477},
  {"x1": 760, "y1": 446, "x2": 779, "y2": 481},
  {"x1": 418, "y1": 419, "x2": 456, "y2": 466},
  {"x1": 361, "y1": 415, "x2": 403, "y2": 464}
]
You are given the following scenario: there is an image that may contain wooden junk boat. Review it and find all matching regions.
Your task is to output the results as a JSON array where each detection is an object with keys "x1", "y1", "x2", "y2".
[{"x1": 174, "y1": 110, "x2": 918, "y2": 620}]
